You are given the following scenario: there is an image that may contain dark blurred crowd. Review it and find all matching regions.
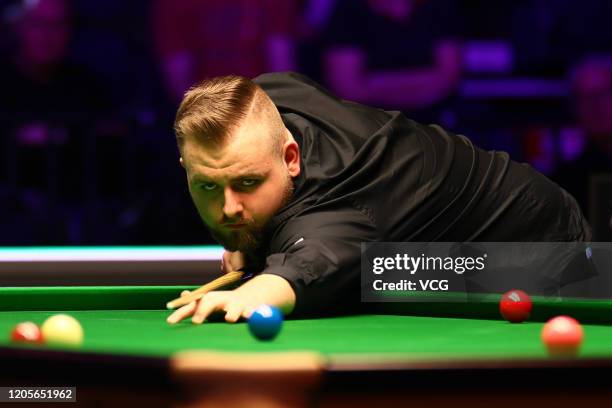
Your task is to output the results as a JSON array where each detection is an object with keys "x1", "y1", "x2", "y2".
[{"x1": 0, "y1": 0, "x2": 611, "y2": 245}]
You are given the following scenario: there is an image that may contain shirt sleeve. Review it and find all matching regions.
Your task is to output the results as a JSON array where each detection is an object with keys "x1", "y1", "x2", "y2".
[{"x1": 261, "y1": 204, "x2": 378, "y2": 316}]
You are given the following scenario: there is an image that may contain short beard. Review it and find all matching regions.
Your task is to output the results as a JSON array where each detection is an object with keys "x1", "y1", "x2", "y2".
[{"x1": 212, "y1": 176, "x2": 295, "y2": 255}]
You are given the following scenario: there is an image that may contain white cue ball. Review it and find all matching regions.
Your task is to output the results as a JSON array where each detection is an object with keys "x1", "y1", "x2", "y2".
[{"x1": 41, "y1": 314, "x2": 84, "y2": 346}]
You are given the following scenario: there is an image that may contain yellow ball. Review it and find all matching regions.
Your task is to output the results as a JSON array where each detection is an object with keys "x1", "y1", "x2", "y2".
[{"x1": 41, "y1": 314, "x2": 83, "y2": 346}]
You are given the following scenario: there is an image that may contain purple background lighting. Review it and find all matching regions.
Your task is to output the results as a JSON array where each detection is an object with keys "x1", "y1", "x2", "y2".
[{"x1": 0, "y1": 0, "x2": 611, "y2": 245}]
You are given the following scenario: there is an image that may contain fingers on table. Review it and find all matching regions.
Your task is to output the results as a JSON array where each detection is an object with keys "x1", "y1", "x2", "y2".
[
  {"x1": 192, "y1": 292, "x2": 229, "y2": 324},
  {"x1": 167, "y1": 300, "x2": 197, "y2": 324},
  {"x1": 223, "y1": 302, "x2": 245, "y2": 323},
  {"x1": 167, "y1": 292, "x2": 249, "y2": 325}
]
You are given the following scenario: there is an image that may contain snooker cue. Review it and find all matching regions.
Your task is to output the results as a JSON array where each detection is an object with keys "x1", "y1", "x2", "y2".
[{"x1": 166, "y1": 270, "x2": 245, "y2": 310}]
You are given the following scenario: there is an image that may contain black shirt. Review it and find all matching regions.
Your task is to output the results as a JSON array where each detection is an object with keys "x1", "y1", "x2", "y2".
[{"x1": 254, "y1": 72, "x2": 590, "y2": 315}]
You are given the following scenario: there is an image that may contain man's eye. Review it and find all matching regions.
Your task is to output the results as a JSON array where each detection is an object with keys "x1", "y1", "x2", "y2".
[
  {"x1": 199, "y1": 183, "x2": 217, "y2": 191},
  {"x1": 241, "y1": 179, "x2": 258, "y2": 187}
]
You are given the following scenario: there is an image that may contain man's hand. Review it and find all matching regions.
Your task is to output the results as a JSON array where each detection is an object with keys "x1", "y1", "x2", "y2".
[
  {"x1": 166, "y1": 274, "x2": 296, "y2": 324},
  {"x1": 221, "y1": 250, "x2": 245, "y2": 273}
]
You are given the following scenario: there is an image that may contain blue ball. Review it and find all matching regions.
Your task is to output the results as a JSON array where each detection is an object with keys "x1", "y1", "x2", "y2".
[{"x1": 248, "y1": 305, "x2": 283, "y2": 340}]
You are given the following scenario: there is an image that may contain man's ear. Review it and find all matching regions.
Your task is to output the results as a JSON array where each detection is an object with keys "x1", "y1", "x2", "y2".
[
  {"x1": 179, "y1": 157, "x2": 185, "y2": 168},
  {"x1": 283, "y1": 139, "x2": 301, "y2": 177}
]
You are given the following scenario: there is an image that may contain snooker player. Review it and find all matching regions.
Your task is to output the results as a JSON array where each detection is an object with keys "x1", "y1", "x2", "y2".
[{"x1": 167, "y1": 72, "x2": 591, "y2": 325}]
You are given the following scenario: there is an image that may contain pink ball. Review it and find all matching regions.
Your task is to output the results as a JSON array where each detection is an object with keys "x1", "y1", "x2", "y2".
[{"x1": 541, "y1": 316, "x2": 584, "y2": 357}]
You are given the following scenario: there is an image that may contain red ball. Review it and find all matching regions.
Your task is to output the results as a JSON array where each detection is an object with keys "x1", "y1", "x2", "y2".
[
  {"x1": 10, "y1": 321, "x2": 44, "y2": 344},
  {"x1": 541, "y1": 316, "x2": 583, "y2": 357},
  {"x1": 499, "y1": 290, "x2": 532, "y2": 323}
]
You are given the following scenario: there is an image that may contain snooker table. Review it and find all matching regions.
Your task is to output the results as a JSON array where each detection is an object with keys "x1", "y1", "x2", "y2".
[{"x1": 2, "y1": 286, "x2": 612, "y2": 407}]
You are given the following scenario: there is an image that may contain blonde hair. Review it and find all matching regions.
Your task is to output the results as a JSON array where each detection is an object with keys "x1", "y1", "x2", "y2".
[{"x1": 174, "y1": 75, "x2": 285, "y2": 156}]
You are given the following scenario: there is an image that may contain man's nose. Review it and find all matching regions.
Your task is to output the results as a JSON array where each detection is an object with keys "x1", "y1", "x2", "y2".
[{"x1": 222, "y1": 187, "x2": 244, "y2": 218}]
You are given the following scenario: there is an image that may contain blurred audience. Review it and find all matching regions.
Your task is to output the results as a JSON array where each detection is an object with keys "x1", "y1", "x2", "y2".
[
  {"x1": 323, "y1": 0, "x2": 462, "y2": 118},
  {"x1": 551, "y1": 58, "x2": 612, "y2": 213},
  {"x1": 511, "y1": 0, "x2": 612, "y2": 76},
  {"x1": 0, "y1": 0, "x2": 611, "y2": 245},
  {"x1": 295, "y1": 0, "x2": 337, "y2": 82},
  {"x1": 152, "y1": 0, "x2": 299, "y2": 103},
  {"x1": 0, "y1": 0, "x2": 125, "y2": 242}
]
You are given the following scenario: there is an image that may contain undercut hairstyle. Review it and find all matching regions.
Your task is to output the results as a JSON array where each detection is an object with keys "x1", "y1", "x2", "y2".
[{"x1": 174, "y1": 75, "x2": 286, "y2": 158}]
